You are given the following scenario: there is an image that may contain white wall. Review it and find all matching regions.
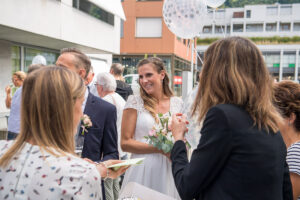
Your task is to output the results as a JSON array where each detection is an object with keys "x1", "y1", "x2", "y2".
[
  {"x1": 0, "y1": 0, "x2": 121, "y2": 54},
  {"x1": 88, "y1": 54, "x2": 112, "y2": 83},
  {"x1": 0, "y1": 41, "x2": 12, "y2": 114},
  {"x1": 0, "y1": 41, "x2": 11, "y2": 130},
  {"x1": 199, "y1": 3, "x2": 300, "y2": 38}
]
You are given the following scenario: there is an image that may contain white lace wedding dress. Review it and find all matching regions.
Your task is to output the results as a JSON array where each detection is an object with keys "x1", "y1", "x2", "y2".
[{"x1": 121, "y1": 95, "x2": 183, "y2": 199}]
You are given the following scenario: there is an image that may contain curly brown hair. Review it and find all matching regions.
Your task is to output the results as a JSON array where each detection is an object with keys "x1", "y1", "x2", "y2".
[{"x1": 273, "y1": 80, "x2": 300, "y2": 132}]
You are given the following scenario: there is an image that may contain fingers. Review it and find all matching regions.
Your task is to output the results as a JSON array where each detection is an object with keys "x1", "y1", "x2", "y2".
[
  {"x1": 109, "y1": 165, "x2": 129, "y2": 179},
  {"x1": 172, "y1": 114, "x2": 178, "y2": 122},
  {"x1": 174, "y1": 113, "x2": 189, "y2": 124},
  {"x1": 83, "y1": 158, "x2": 94, "y2": 164},
  {"x1": 105, "y1": 159, "x2": 124, "y2": 166}
]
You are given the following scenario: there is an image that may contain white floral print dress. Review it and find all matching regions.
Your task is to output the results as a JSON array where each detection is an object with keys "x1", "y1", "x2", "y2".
[{"x1": 0, "y1": 140, "x2": 102, "y2": 200}]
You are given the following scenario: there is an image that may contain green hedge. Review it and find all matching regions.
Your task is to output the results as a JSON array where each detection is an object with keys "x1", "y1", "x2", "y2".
[{"x1": 197, "y1": 36, "x2": 300, "y2": 45}]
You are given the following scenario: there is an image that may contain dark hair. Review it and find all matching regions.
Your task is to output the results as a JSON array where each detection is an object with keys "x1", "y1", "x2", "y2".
[
  {"x1": 137, "y1": 57, "x2": 173, "y2": 121},
  {"x1": 60, "y1": 48, "x2": 91, "y2": 79},
  {"x1": 273, "y1": 80, "x2": 300, "y2": 132}
]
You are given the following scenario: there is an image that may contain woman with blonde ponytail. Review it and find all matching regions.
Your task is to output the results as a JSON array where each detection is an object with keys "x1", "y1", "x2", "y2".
[{"x1": 121, "y1": 57, "x2": 182, "y2": 199}]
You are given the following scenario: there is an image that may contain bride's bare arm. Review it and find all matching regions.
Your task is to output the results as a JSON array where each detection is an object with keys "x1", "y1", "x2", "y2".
[{"x1": 121, "y1": 108, "x2": 162, "y2": 154}]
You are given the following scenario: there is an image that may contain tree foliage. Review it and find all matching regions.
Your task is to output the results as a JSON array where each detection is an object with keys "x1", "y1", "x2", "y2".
[
  {"x1": 197, "y1": 36, "x2": 300, "y2": 45},
  {"x1": 224, "y1": 0, "x2": 300, "y2": 7}
]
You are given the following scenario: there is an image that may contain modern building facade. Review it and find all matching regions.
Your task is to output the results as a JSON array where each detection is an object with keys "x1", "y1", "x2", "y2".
[
  {"x1": 113, "y1": 0, "x2": 196, "y2": 97},
  {"x1": 0, "y1": 0, "x2": 125, "y2": 128},
  {"x1": 197, "y1": 3, "x2": 300, "y2": 82}
]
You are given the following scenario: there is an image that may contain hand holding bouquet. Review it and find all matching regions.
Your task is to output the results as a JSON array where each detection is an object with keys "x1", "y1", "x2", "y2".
[{"x1": 144, "y1": 112, "x2": 190, "y2": 153}]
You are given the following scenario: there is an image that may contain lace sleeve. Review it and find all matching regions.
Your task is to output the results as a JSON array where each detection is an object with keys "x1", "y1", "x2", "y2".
[
  {"x1": 171, "y1": 96, "x2": 184, "y2": 113},
  {"x1": 124, "y1": 95, "x2": 144, "y2": 112}
]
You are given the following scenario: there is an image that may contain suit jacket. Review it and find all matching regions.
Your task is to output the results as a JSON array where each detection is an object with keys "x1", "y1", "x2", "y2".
[
  {"x1": 81, "y1": 92, "x2": 119, "y2": 162},
  {"x1": 171, "y1": 104, "x2": 293, "y2": 200}
]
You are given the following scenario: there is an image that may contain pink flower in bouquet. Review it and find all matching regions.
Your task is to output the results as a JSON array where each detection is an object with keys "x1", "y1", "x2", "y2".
[
  {"x1": 162, "y1": 128, "x2": 168, "y2": 135},
  {"x1": 168, "y1": 117, "x2": 172, "y2": 131},
  {"x1": 149, "y1": 129, "x2": 156, "y2": 137}
]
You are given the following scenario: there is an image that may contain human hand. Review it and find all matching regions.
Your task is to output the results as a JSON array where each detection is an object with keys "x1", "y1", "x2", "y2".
[
  {"x1": 83, "y1": 158, "x2": 94, "y2": 164},
  {"x1": 162, "y1": 152, "x2": 171, "y2": 162},
  {"x1": 171, "y1": 113, "x2": 188, "y2": 142},
  {"x1": 96, "y1": 160, "x2": 129, "y2": 180},
  {"x1": 5, "y1": 86, "x2": 11, "y2": 94}
]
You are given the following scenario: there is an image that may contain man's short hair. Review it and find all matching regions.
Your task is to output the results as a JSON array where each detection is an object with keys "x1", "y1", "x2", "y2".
[
  {"x1": 110, "y1": 63, "x2": 124, "y2": 76},
  {"x1": 60, "y1": 48, "x2": 91, "y2": 78}
]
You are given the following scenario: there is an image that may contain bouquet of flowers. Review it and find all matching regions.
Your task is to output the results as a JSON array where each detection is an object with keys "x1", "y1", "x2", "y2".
[{"x1": 144, "y1": 112, "x2": 175, "y2": 153}]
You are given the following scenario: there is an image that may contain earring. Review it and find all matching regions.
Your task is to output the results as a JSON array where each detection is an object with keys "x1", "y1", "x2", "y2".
[{"x1": 288, "y1": 121, "x2": 291, "y2": 126}]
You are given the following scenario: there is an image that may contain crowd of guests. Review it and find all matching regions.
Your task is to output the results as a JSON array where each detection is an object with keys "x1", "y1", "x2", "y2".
[{"x1": 1, "y1": 36, "x2": 300, "y2": 200}]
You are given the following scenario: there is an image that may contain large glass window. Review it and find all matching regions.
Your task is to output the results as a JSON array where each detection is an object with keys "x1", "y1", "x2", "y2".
[
  {"x1": 280, "y1": 5, "x2": 292, "y2": 15},
  {"x1": 207, "y1": 9, "x2": 213, "y2": 19},
  {"x1": 233, "y1": 24, "x2": 243, "y2": 32},
  {"x1": 263, "y1": 52, "x2": 280, "y2": 68},
  {"x1": 226, "y1": 25, "x2": 231, "y2": 33},
  {"x1": 215, "y1": 26, "x2": 225, "y2": 34},
  {"x1": 233, "y1": 12, "x2": 244, "y2": 18},
  {"x1": 283, "y1": 53, "x2": 296, "y2": 68},
  {"x1": 173, "y1": 70, "x2": 182, "y2": 97},
  {"x1": 246, "y1": 24, "x2": 263, "y2": 32},
  {"x1": 136, "y1": 18, "x2": 162, "y2": 38},
  {"x1": 73, "y1": 0, "x2": 114, "y2": 26},
  {"x1": 267, "y1": 6, "x2": 278, "y2": 16},
  {"x1": 24, "y1": 47, "x2": 59, "y2": 72},
  {"x1": 203, "y1": 26, "x2": 212, "y2": 34},
  {"x1": 294, "y1": 23, "x2": 300, "y2": 31},
  {"x1": 266, "y1": 23, "x2": 277, "y2": 32},
  {"x1": 215, "y1": 10, "x2": 225, "y2": 19},
  {"x1": 280, "y1": 23, "x2": 291, "y2": 32},
  {"x1": 246, "y1": 10, "x2": 251, "y2": 18},
  {"x1": 10, "y1": 45, "x2": 59, "y2": 74},
  {"x1": 282, "y1": 52, "x2": 295, "y2": 80},
  {"x1": 11, "y1": 46, "x2": 21, "y2": 73},
  {"x1": 120, "y1": 19, "x2": 124, "y2": 38},
  {"x1": 113, "y1": 56, "x2": 171, "y2": 77}
]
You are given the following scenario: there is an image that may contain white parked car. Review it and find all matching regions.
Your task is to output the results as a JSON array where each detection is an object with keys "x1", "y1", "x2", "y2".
[{"x1": 124, "y1": 74, "x2": 140, "y2": 95}]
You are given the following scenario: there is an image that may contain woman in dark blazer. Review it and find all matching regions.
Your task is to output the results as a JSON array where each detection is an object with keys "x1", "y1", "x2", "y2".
[{"x1": 170, "y1": 37, "x2": 293, "y2": 200}]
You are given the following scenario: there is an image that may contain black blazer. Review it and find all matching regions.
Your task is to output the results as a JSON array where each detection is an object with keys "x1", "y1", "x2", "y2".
[
  {"x1": 80, "y1": 93, "x2": 119, "y2": 162},
  {"x1": 171, "y1": 104, "x2": 293, "y2": 200}
]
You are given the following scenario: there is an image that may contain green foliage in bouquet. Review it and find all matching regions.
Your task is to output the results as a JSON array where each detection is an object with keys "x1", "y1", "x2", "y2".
[{"x1": 144, "y1": 112, "x2": 174, "y2": 153}]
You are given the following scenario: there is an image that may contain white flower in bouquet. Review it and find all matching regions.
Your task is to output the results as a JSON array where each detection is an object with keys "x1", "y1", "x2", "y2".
[
  {"x1": 81, "y1": 114, "x2": 92, "y2": 135},
  {"x1": 144, "y1": 112, "x2": 176, "y2": 153}
]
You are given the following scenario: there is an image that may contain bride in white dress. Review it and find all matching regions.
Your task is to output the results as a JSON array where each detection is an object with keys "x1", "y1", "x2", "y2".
[{"x1": 121, "y1": 57, "x2": 182, "y2": 199}]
